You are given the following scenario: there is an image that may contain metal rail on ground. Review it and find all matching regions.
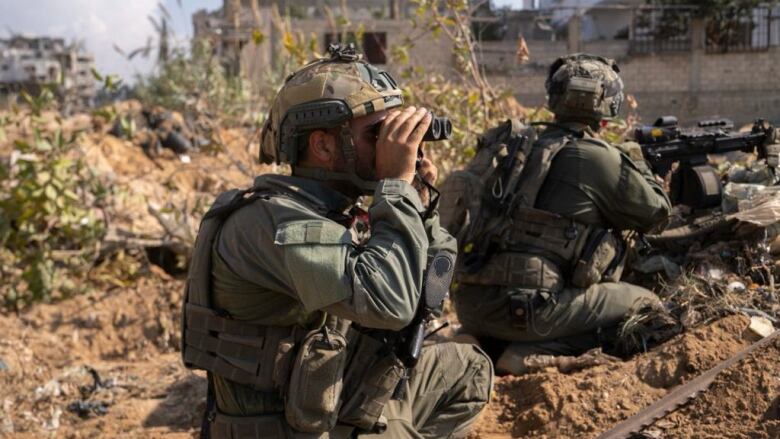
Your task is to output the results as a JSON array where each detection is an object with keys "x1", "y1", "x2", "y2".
[{"x1": 596, "y1": 329, "x2": 780, "y2": 439}]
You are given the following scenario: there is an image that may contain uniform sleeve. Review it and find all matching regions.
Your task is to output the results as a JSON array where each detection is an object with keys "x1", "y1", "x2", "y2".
[
  {"x1": 217, "y1": 179, "x2": 443, "y2": 331},
  {"x1": 316, "y1": 179, "x2": 431, "y2": 330},
  {"x1": 424, "y1": 209, "x2": 457, "y2": 261},
  {"x1": 584, "y1": 145, "x2": 671, "y2": 232}
]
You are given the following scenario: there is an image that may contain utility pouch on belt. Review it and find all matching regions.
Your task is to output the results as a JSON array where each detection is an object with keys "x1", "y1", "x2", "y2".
[
  {"x1": 284, "y1": 325, "x2": 348, "y2": 433},
  {"x1": 508, "y1": 289, "x2": 539, "y2": 329},
  {"x1": 570, "y1": 229, "x2": 624, "y2": 288},
  {"x1": 339, "y1": 333, "x2": 404, "y2": 433}
]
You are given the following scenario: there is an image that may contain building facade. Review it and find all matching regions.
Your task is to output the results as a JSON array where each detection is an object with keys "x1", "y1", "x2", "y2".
[
  {"x1": 194, "y1": 0, "x2": 780, "y2": 126},
  {"x1": 0, "y1": 35, "x2": 97, "y2": 109}
]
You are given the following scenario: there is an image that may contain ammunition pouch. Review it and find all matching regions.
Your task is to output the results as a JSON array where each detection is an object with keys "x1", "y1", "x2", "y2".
[
  {"x1": 458, "y1": 206, "x2": 626, "y2": 290},
  {"x1": 285, "y1": 319, "x2": 350, "y2": 433},
  {"x1": 339, "y1": 331, "x2": 403, "y2": 433},
  {"x1": 283, "y1": 319, "x2": 404, "y2": 434},
  {"x1": 570, "y1": 229, "x2": 626, "y2": 288}
]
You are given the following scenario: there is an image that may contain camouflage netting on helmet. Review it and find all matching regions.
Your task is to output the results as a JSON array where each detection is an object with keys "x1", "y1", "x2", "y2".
[
  {"x1": 260, "y1": 46, "x2": 403, "y2": 165},
  {"x1": 545, "y1": 53, "x2": 624, "y2": 126}
]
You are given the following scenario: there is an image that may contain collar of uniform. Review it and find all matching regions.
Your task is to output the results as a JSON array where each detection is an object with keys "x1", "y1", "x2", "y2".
[
  {"x1": 251, "y1": 174, "x2": 354, "y2": 214},
  {"x1": 541, "y1": 121, "x2": 595, "y2": 139}
]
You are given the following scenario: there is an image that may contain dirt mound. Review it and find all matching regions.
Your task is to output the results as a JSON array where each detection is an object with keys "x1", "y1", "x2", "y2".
[
  {"x1": 650, "y1": 336, "x2": 780, "y2": 439},
  {"x1": 472, "y1": 315, "x2": 752, "y2": 438},
  {"x1": 80, "y1": 123, "x2": 265, "y2": 252},
  {"x1": 0, "y1": 270, "x2": 204, "y2": 438}
]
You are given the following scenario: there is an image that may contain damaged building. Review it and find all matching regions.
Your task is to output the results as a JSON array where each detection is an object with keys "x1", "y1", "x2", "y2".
[
  {"x1": 192, "y1": 0, "x2": 453, "y2": 80},
  {"x1": 0, "y1": 35, "x2": 97, "y2": 109},
  {"x1": 194, "y1": 0, "x2": 780, "y2": 125}
]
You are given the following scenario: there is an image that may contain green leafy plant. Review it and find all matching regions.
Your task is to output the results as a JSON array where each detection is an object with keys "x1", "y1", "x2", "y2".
[
  {"x1": 0, "y1": 87, "x2": 109, "y2": 311},
  {"x1": 133, "y1": 39, "x2": 258, "y2": 126}
]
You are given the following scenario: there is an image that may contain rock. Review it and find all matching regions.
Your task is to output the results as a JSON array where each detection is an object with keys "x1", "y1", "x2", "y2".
[{"x1": 748, "y1": 315, "x2": 775, "y2": 338}]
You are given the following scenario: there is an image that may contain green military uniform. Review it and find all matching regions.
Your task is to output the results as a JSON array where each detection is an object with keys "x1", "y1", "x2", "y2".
[
  {"x1": 444, "y1": 54, "x2": 671, "y2": 373},
  {"x1": 452, "y1": 123, "x2": 670, "y2": 362},
  {"x1": 182, "y1": 45, "x2": 492, "y2": 438},
  {"x1": 206, "y1": 174, "x2": 491, "y2": 437}
]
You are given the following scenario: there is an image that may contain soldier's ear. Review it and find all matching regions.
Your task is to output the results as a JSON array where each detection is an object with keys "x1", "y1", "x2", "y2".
[{"x1": 307, "y1": 129, "x2": 339, "y2": 167}]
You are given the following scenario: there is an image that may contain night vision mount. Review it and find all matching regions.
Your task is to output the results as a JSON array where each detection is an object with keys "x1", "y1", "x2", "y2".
[{"x1": 327, "y1": 43, "x2": 361, "y2": 61}]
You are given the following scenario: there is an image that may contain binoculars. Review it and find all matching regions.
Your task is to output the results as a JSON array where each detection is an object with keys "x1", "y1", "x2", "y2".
[
  {"x1": 369, "y1": 112, "x2": 452, "y2": 142},
  {"x1": 422, "y1": 114, "x2": 452, "y2": 141}
]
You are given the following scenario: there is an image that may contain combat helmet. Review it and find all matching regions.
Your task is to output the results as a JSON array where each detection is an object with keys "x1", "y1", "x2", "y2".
[
  {"x1": 545, "y1": 53, "x2": 624, "y2": 126},
  {"x1": 259, "y1": 43, "x2": 403, "y2": 192}
]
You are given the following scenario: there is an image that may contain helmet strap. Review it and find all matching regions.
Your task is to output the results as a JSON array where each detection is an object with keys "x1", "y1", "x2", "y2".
[{"x1": 291, "y1": 124, "x2": 379, "y2": 195}]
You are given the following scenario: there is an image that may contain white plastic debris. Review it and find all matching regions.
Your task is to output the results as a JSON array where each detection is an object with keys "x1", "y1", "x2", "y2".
[
  {"x1": 1, "y1": 398, "x2": 13, "y2": 434},
  {"x1": 179, "y1": 154, "x2": 192, "y2": 164},
  {"x1": 749, "y1": 315, "x2": 775, "y2": 338},
  {"x1": 727, "y1": 281, "x2": 746, "y2": 292},
  {"x1": 708, "y1": 268, "x2": 724, "y2": 281}
]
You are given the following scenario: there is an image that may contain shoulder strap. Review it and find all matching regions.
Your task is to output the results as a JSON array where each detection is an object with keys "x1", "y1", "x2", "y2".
[
  {"x1": 513, "y1": 134, "x2": 572, "y2": 209},
  {"x1": 188, "y1": 186, "x2": 270, "y2": 308},
  {"x1": 182, "y1": 184, "x2": 299, "y2": 392},
  {"x1": 497, "y1": 119, "x2": 538, "y2": 207}
]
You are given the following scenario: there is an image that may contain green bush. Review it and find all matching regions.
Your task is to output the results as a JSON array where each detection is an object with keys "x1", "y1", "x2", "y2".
[
  {"x1": 0, "y1": 91, "x2": 109, "y2": 311},
  {"x1": 133, "y1": 40, "x2": 257, "y2": 125}
]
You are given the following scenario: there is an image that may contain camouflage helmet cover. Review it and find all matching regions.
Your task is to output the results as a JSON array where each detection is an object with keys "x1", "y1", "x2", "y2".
[
  {"x1": 545, "y1": 53, "x2": 624, "y2": 124},
  {"x1": 260, "y1": 45, "x2": 403, "y2": 165}
]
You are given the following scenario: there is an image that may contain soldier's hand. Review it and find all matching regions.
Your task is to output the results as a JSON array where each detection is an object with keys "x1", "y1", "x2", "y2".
[
  {"x1": 413, "y1": 157, "x2": 438, "y2": 206},
  {"x1": 375, "y1": 106, "x2": 432, "y2": 184}
]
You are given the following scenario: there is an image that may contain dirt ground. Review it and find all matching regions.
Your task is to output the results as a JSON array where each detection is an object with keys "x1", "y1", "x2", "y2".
[
  {"x1": 1, "y1": 273, "x2": 777, "y2": 438},
  {"x1": 471, "y1": 314, "x2": 780, "y2": 438},
  {"x1": 0, "y1": 269, "x2": 202, "y2": 438}
]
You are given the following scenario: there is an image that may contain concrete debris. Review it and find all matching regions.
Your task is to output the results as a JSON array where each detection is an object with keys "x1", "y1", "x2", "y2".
[
  {"x1": 1, "y1": 399, "x2": 13, "y2": 434},
  {"x1": 34, "y1": 379, "x2": 62, "y2": 402},
  {"x1": 748, "y1": 315, "x2": 775, "y2": 338}
]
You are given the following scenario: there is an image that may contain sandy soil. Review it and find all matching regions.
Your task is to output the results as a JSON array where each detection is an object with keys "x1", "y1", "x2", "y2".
[
  {"x1": 1, "y1": 277, "x2": 776, "y2": 438},
  {"x1": 470, "y1": 314, "x2": 777, "y2": 438}
]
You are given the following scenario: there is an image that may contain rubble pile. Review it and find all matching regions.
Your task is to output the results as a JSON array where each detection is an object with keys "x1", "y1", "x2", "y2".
[{"x1": 80, "y1": 100, "x2": 267, "y2": 259}]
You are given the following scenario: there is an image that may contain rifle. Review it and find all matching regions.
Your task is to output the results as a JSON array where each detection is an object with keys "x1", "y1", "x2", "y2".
[
  {"x1": 392, "y1": 251, "x2": 455, "y2": 400},
  {"x1": 635, "y1": 116, "x2": 777, "y2": 209}
]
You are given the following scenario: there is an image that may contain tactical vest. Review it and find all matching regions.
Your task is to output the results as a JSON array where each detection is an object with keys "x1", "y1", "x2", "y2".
[
  {"x1": 439, "y1": 121, "x2": 626, "y2": 294},
  {"x1": 182, "y1": 182, "x2": 403, "y2": 438}
]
